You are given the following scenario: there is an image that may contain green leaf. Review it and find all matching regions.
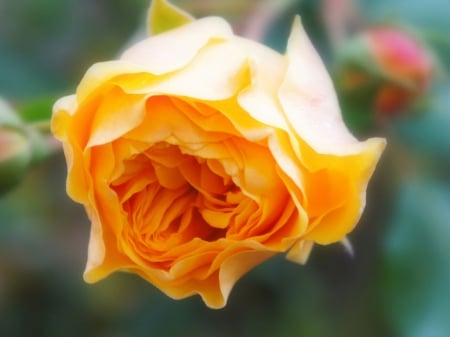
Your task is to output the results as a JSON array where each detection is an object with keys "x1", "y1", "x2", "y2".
[
  {"x1": 17, "y1": 95, "x2": 57, "y2": 123},
  {"x1": 147, "y1": 0, "x2": 194, "y2": 36}
]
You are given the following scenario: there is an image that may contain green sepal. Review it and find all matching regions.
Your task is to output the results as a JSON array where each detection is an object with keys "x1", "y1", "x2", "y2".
[{"x1": 148, "y1": 0, "x2": 194, "y2": 36}]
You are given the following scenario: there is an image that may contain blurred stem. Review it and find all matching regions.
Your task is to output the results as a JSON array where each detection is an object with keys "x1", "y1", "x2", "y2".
[
  {"x1": 377, "y1": 116, "x2": 419, "y2": 182},
  {"x1": 238, "y1": 0, "x2": 294, "y2": 41},
  {"x1": 25, "y1": 120, "x2": 62, "y2": 165},
  {"x1": 28, "y1": 120, "x2": 52, "y2": 134},
  {"x1": 321, "y1": 0, "x2": 364, "y2": 51}
]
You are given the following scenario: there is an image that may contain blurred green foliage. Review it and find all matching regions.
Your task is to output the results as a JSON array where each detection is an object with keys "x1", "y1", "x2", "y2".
[
  {"x1": 382, "y1": 180, "x2": 450, "y2": 337},
  {"x1": 1, "y1": 0, "x2": 449, "y2": 336}
]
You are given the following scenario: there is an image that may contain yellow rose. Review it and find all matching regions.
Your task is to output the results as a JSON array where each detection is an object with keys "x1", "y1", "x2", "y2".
[{"x1": 51, "y1": 1, "x2": 385, "y2": 308}]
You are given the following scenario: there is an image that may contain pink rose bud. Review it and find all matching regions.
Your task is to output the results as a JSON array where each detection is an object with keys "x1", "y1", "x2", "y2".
[
  {"x1": 337, "y1": 26, "x2": 434, "y2": 119},
  {"x1": 365, "y1": 27, "x2": 433, "y2": 115}
]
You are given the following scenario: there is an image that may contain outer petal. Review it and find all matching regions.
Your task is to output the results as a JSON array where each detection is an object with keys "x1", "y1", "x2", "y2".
[
  {"x1": 83, "y1": 143, "x2": 137, "y2": 282},
  {"x1": 279, "y1": 16, "x2": 385, "y2": 157},
  {"x1": 302, "y1": 140, "x2": 385, "y2": 244},
  {"x1": 217, "y1": 246, "x2": 275, "y2": 307},
  {"x1": 83, "y1": 204, "x2": 134, "y2": 283},
  {"x1": 76, "y1": 16, "x2": 233, "y2": 103},
  {"x1": 236, "y1": 39, "x2": 288, "y2": 132},
  {"x1": 286, "y1": 239, "x2": 314, "y2": 264},
  {"x1": 276, "y1": 17, "x2": 386, "y2": 245},
  {"x1": 87, "y1": 88, "x2": 147, "y2": 147},
  {"x1": 76, "y1": 62, "x2": 147, "y2": 104},
  {"x1": 119, "y1": 39, "x2": 253, "y2": 101},
  {"x1": 121, "y1": 16, "x2": 232, "y2": 75},
  {"x1": 51, "y1": 95, "x2": 78, "y2": 140},
  {"x1": 52, "y1": 95, "x2": 90, "y2": 203}
]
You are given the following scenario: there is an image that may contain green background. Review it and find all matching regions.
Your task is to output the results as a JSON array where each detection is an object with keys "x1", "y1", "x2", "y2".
[{"x1": 1, "y1": 0, "x2": 449, "y2": 336}]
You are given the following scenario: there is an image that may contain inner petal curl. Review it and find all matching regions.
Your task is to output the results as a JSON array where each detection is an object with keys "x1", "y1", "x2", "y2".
[
  {"x1": 102, "y1": 95, "x2": 296, "y2": 271},
  {"x1": 109, "y1": 143, "x2": 261, "y2": 267}
]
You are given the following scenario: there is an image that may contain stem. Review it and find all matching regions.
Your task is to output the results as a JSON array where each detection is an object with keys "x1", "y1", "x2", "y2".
[
  {"x1": 238, "y1": 0, "x2": 294, "y2": 41},
  {"x1": 24, "y1": 120, "x2": 63, "y2": 165},
  {"x1": 28, "y1": 120, "x2": 52, "y2": 134},
  {"x1": 321, "y1": 0, "x2": 364, "y2": 51}
]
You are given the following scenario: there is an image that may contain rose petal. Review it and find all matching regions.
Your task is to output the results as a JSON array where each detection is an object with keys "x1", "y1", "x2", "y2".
[
  {"x1": 285, "y1": 239, "x2": 314, "y2": 264},
  {"x1": 237, "y1": 54, "x2": 288, "y2": 131},
  {"x1": 122, "y1": 17, "x2": 232, "y2": 75},
  {"x1": 52, "y1": 95, "x2": 78, "y2": 140},
  {"x1": 279, "y1": 16, "x2": 369, "y2": 156},
  {"x1": 83, "y1": 204, "x2": 135, "y2": 283},
  {"x1": 218, "y1": 244, "x2": 275, "y2": 307},
  {"x1": 87, "y1": 87, "x2": 146, "y2": 147}
]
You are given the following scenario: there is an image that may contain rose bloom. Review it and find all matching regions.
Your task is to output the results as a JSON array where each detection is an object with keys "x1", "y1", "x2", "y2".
[{"x1": 52, "y1": 14, "x2": 385, "y2": 308}]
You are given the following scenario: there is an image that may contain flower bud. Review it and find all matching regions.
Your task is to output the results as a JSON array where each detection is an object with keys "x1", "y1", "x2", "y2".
[
  {"x1": 338, "y1": 26, "x2": 433, "y2": 117},
  {"x1": 366, "y1": 27, "x2": 432, "y2": 114},
  {"x1": 0, "y1": 99, "x2": 32, "y2": 194}
]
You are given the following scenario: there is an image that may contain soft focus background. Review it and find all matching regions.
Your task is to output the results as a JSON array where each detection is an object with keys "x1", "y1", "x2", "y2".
[{"x1": 1, "y1": 0, "x2": 449, "y2": 336}]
